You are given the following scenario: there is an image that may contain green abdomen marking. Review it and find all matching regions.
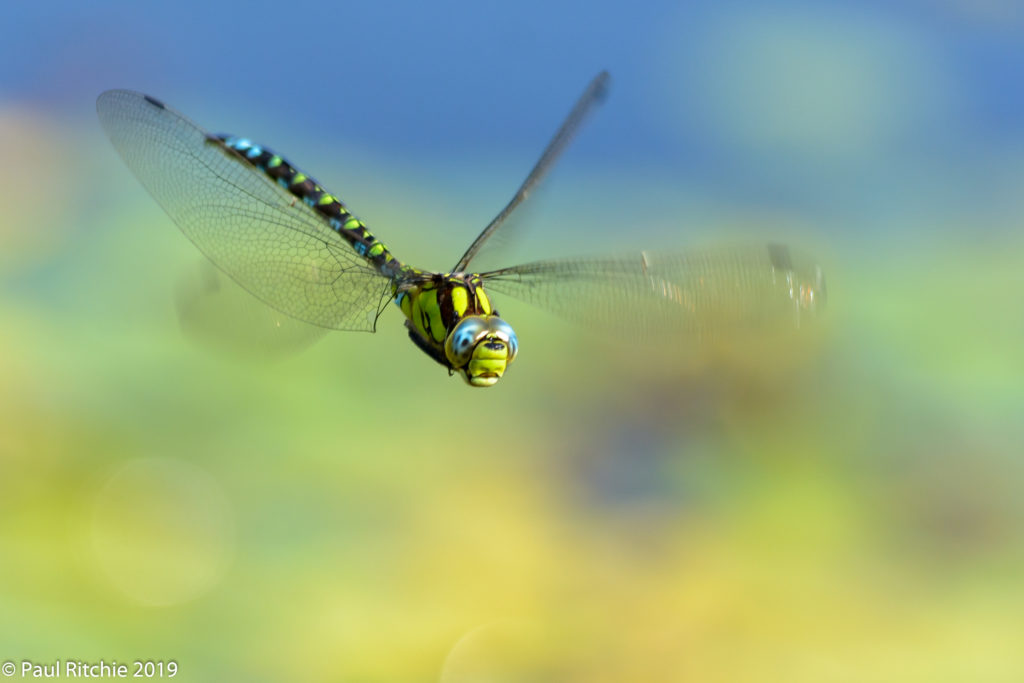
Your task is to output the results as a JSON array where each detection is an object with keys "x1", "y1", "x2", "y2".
[{"x1": 212, "y1": 134, "x2": 399, "y2": 273}]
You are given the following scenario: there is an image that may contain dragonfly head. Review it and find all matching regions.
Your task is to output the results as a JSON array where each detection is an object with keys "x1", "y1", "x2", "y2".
[{"x1": 445, "y1": 315, "x2": 519, "y2": 387}]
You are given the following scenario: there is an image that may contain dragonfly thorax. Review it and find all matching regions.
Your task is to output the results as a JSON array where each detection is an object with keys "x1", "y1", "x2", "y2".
[{"x1": 394, "y1": 273, "x2": 517, "y2": 386}]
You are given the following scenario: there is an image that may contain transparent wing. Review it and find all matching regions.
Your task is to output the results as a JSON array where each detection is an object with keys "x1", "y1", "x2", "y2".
[
  {"x1": 481, "y1": 244, "x2": 827, "y2": 339},
  {"x1": 97, "y1": 89, "x2": 391, "y2": 332},
  {"x1": 452, "y1": 71, "x2": 610, "y2": 273},
  {"x1": 175, "y1": 259, "x2": 329, "y2": 356}
]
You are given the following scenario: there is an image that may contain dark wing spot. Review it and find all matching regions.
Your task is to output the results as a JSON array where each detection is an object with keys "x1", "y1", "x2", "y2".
[
  {"x1": 143, "y1": 94, "x2": 166, "y2": 109},
  {"x1": 593, "y1": 70, "x2": 612, "y2": 102}
]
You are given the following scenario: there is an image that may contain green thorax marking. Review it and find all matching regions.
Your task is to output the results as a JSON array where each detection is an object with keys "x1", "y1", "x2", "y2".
[{"x1": 394, "y1": 272, "x2": 495, "y2": 366}]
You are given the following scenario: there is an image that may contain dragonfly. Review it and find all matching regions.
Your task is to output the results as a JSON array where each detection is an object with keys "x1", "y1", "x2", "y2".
[{"x1": 97, "y1": 72, "x2": 825, "y2": 387}]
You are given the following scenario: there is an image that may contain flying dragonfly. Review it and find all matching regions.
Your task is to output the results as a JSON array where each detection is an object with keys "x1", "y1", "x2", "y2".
[{"x1": 96, "y1": 72, "x2": 825, "y2": 387}]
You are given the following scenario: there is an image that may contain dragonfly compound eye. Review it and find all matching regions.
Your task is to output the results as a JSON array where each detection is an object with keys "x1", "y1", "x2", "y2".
[
  {"x1": 488, "y1": 317, "x2": 518, "y2": 363},
  {"x1": 445, "y1": 316, "x2": 489, "y2": 368},
  {"x1": 446, "y1": 316, "x2": 519, "y2": 387}
]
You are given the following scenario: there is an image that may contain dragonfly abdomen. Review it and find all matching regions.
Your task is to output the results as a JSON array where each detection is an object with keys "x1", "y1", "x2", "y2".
[{"x1": 209, "y1": 134, "x2": 401, "y2": 275}]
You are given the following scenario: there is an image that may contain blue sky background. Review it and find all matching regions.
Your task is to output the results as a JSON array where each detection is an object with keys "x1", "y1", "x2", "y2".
[{"x1": 3, "y1": 0, "x2": 1023, "y2": 247}]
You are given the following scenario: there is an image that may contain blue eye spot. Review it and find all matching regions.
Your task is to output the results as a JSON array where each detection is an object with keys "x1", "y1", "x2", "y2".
[{"x1": 456, "y1": 329, "x2": 474, "y2": 350}]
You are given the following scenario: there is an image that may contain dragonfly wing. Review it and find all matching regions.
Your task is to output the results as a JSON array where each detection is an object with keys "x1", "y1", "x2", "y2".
[
  {"x1": 175, "y1": 259, "x2": 330, "y2": 356},
  {"x1": 481, "y1": 244, "x2": 826, "y2": 339},
  {"x1": 452, "y1": 71, "x2": 610, "y2": 273},
  {"x1": 97, "y1": 89, "x2": 390, "y2": 332}
]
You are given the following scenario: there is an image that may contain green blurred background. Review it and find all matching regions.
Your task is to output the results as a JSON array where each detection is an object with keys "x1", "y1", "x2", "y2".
[{"x1": 2, "y1": 1, "x2": 1023, "y2": 681}]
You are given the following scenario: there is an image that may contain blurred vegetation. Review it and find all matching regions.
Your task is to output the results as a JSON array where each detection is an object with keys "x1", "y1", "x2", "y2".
[{"x1": 3, "y1": 129, "x2": 1022, "y2": 683}]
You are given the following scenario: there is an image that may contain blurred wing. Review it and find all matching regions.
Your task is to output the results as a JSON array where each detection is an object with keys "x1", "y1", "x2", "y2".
[
  {"x1": 97, "y1": 89, "x2": 390, "y2": 332},
  {"x1": 175, "y1": 259, "x2": 329, "y2": 356},
  {"x1": 452, "y1": 71, "x2": 610, "y2": 272},
  {"x1": 481, "y1": 244, "x2": 826, "y2": 339}
]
